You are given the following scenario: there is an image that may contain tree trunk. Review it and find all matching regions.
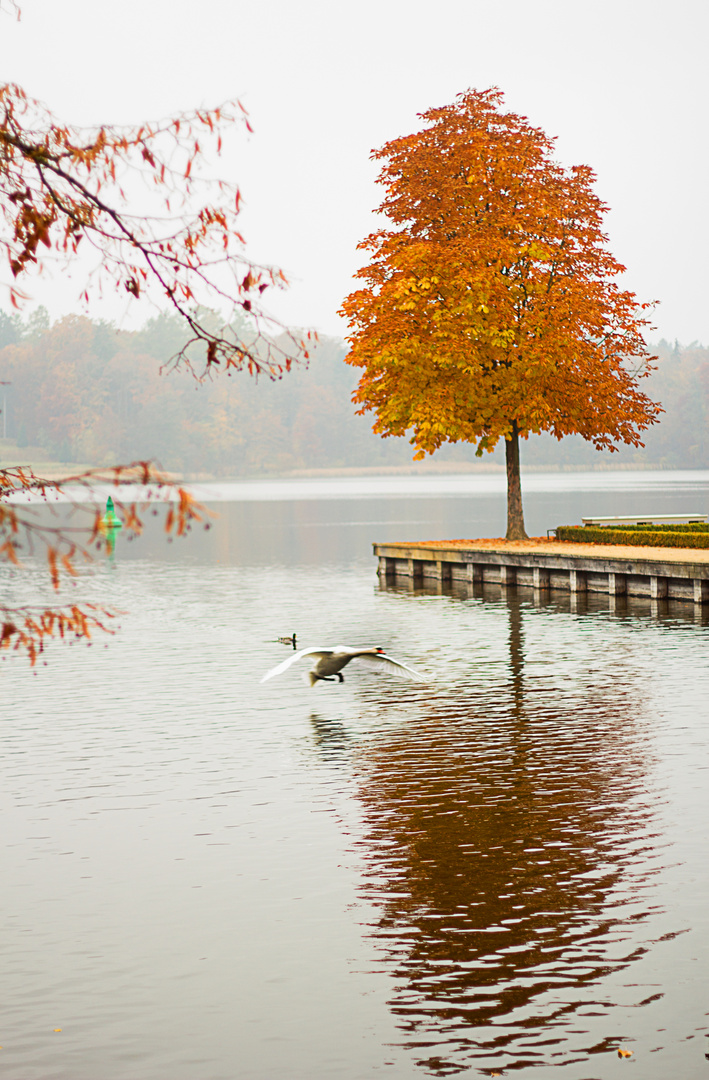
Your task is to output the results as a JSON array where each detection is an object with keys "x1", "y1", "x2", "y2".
[{"x1": 505, "y1": 421, "x2": 528, "y2": 540}]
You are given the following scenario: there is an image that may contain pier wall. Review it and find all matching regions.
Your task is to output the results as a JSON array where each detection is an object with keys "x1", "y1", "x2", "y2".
[{"x1": 373, "y1": 543, "x2": 709, "y2": 604}]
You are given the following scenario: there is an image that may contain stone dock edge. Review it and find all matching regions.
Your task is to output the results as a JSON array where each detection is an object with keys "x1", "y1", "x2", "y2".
[{"x1": 373, "y1": 541, "x2": 709, "y2": 605}]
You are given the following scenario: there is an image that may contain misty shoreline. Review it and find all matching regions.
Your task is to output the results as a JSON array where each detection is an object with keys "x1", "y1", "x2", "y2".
[{"x1": 2, "y1": 457, "x2": 703, "y2": 485}]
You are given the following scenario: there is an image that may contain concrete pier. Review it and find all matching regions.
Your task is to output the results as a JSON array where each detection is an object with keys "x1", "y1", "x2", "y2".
[{"x1": 373, "y1": 540, "x2": 709, "y2": 605}]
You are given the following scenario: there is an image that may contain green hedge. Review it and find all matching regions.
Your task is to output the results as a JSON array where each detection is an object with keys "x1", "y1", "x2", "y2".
[{"x1": 556, "y1": 526, "x2": 709, "y2": 549}]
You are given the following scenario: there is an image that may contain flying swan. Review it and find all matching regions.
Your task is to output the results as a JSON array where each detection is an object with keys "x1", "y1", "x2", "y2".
[{"x1": 260, "y1": 646, "x2": 425, "y2": 687}]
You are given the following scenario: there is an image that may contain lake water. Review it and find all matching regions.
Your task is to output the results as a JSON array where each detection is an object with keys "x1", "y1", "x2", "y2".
[{"x1": 2, "y1": 470, "x2": 709, "y2": 1079}]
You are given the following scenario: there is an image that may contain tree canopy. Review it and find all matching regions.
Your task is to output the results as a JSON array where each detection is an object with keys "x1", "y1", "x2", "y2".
[{"x1": 341, "y1": 88, "x2": 662, "y2": 538}]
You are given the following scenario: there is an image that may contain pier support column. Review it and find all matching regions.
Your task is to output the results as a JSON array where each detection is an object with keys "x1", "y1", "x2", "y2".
[
  {"x1": 466, "y1": 562, "x2": 482, "y2": 584},
  {"x1": 433, "y1": 561, "x2": 450, "y2": 595},
  {"x1": 532, "y1": 567, "x2": 550, "y2": 590},
  {"x1": 608, "y1": 572, "x2": 626, "y2": 595},
  {"x1": 650, "y1": 576, "x2": 668, "y2": 599},
  {"x1": 499, "y1": 564, "x2": 516, "y2": 588},
  {"x1": 694, "y1": 578, "x2": 709, "y2": 605},
  {"x1": 407, "y1": 559, "x2": 423, "y2": 583},
  {"x1": 378, "y1": 556, "x2": 395, "y2": 579},
  {"x1": 569, "y1": 569, "x2": 587, "y2": 593}
]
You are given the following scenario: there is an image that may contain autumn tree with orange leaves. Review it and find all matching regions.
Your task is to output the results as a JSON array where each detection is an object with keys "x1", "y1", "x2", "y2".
[
  {"x1": 0, "y1": 82, "x2": 308, "y2": 377},
  {"x1": 1, "y1": 3, "x2": 310, "y2": 662},
  {"x1": 341, "y1": 89, "x2": 662, "y2": 539}
]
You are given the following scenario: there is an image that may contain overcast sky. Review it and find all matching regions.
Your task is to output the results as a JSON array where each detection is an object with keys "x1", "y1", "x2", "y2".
[{"x1": 4, "y1": 0, "x2": 708, "y2": 343}]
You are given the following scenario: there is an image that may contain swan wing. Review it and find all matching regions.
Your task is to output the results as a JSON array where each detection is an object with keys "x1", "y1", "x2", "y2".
[
  {"x1": 260, "y1": 647, "x2": 333, "y2": 683},
  {"x1": 350, "y1": 652, "x2": 426, "y2": 681}
]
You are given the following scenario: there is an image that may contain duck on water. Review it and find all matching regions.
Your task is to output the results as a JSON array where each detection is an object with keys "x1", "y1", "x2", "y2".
[{"x1": 260, "y1": 646, "x2": 425, "y2": 687}]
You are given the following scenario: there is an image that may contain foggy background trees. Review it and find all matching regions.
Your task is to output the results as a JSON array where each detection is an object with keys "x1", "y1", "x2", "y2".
[{"x1": 1, "y1": 307, "x2": 706, "y2": 477}]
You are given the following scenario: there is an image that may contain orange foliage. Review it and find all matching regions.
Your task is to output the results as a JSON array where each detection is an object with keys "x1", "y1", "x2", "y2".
[
  {"x1": 0, "y1": 82, "x2": 312, "y2": 378},
  {"x1": 341, "y1": 89, "x2": 662, "y2": 537}
]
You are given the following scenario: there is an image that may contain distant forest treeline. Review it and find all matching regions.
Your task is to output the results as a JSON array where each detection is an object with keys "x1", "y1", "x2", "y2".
[{"x1": 1, "y1": 308, "x2": 708, "y2": 475}]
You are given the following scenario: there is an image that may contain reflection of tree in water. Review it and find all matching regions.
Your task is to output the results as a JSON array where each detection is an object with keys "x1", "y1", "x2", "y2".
[{"x1": 352, "y1": 598, "x2": 663, "y2": 1075}]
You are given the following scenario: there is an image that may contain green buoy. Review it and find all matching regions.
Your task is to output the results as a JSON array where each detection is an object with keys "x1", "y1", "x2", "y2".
[{"x1": 100, "y1": 495, "x2": 123, "y2": 530}]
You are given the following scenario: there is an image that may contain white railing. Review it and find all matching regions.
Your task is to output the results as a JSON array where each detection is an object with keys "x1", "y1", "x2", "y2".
[{"x1": 581, "y1": 514, "x2": 707, "y2": 525}]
